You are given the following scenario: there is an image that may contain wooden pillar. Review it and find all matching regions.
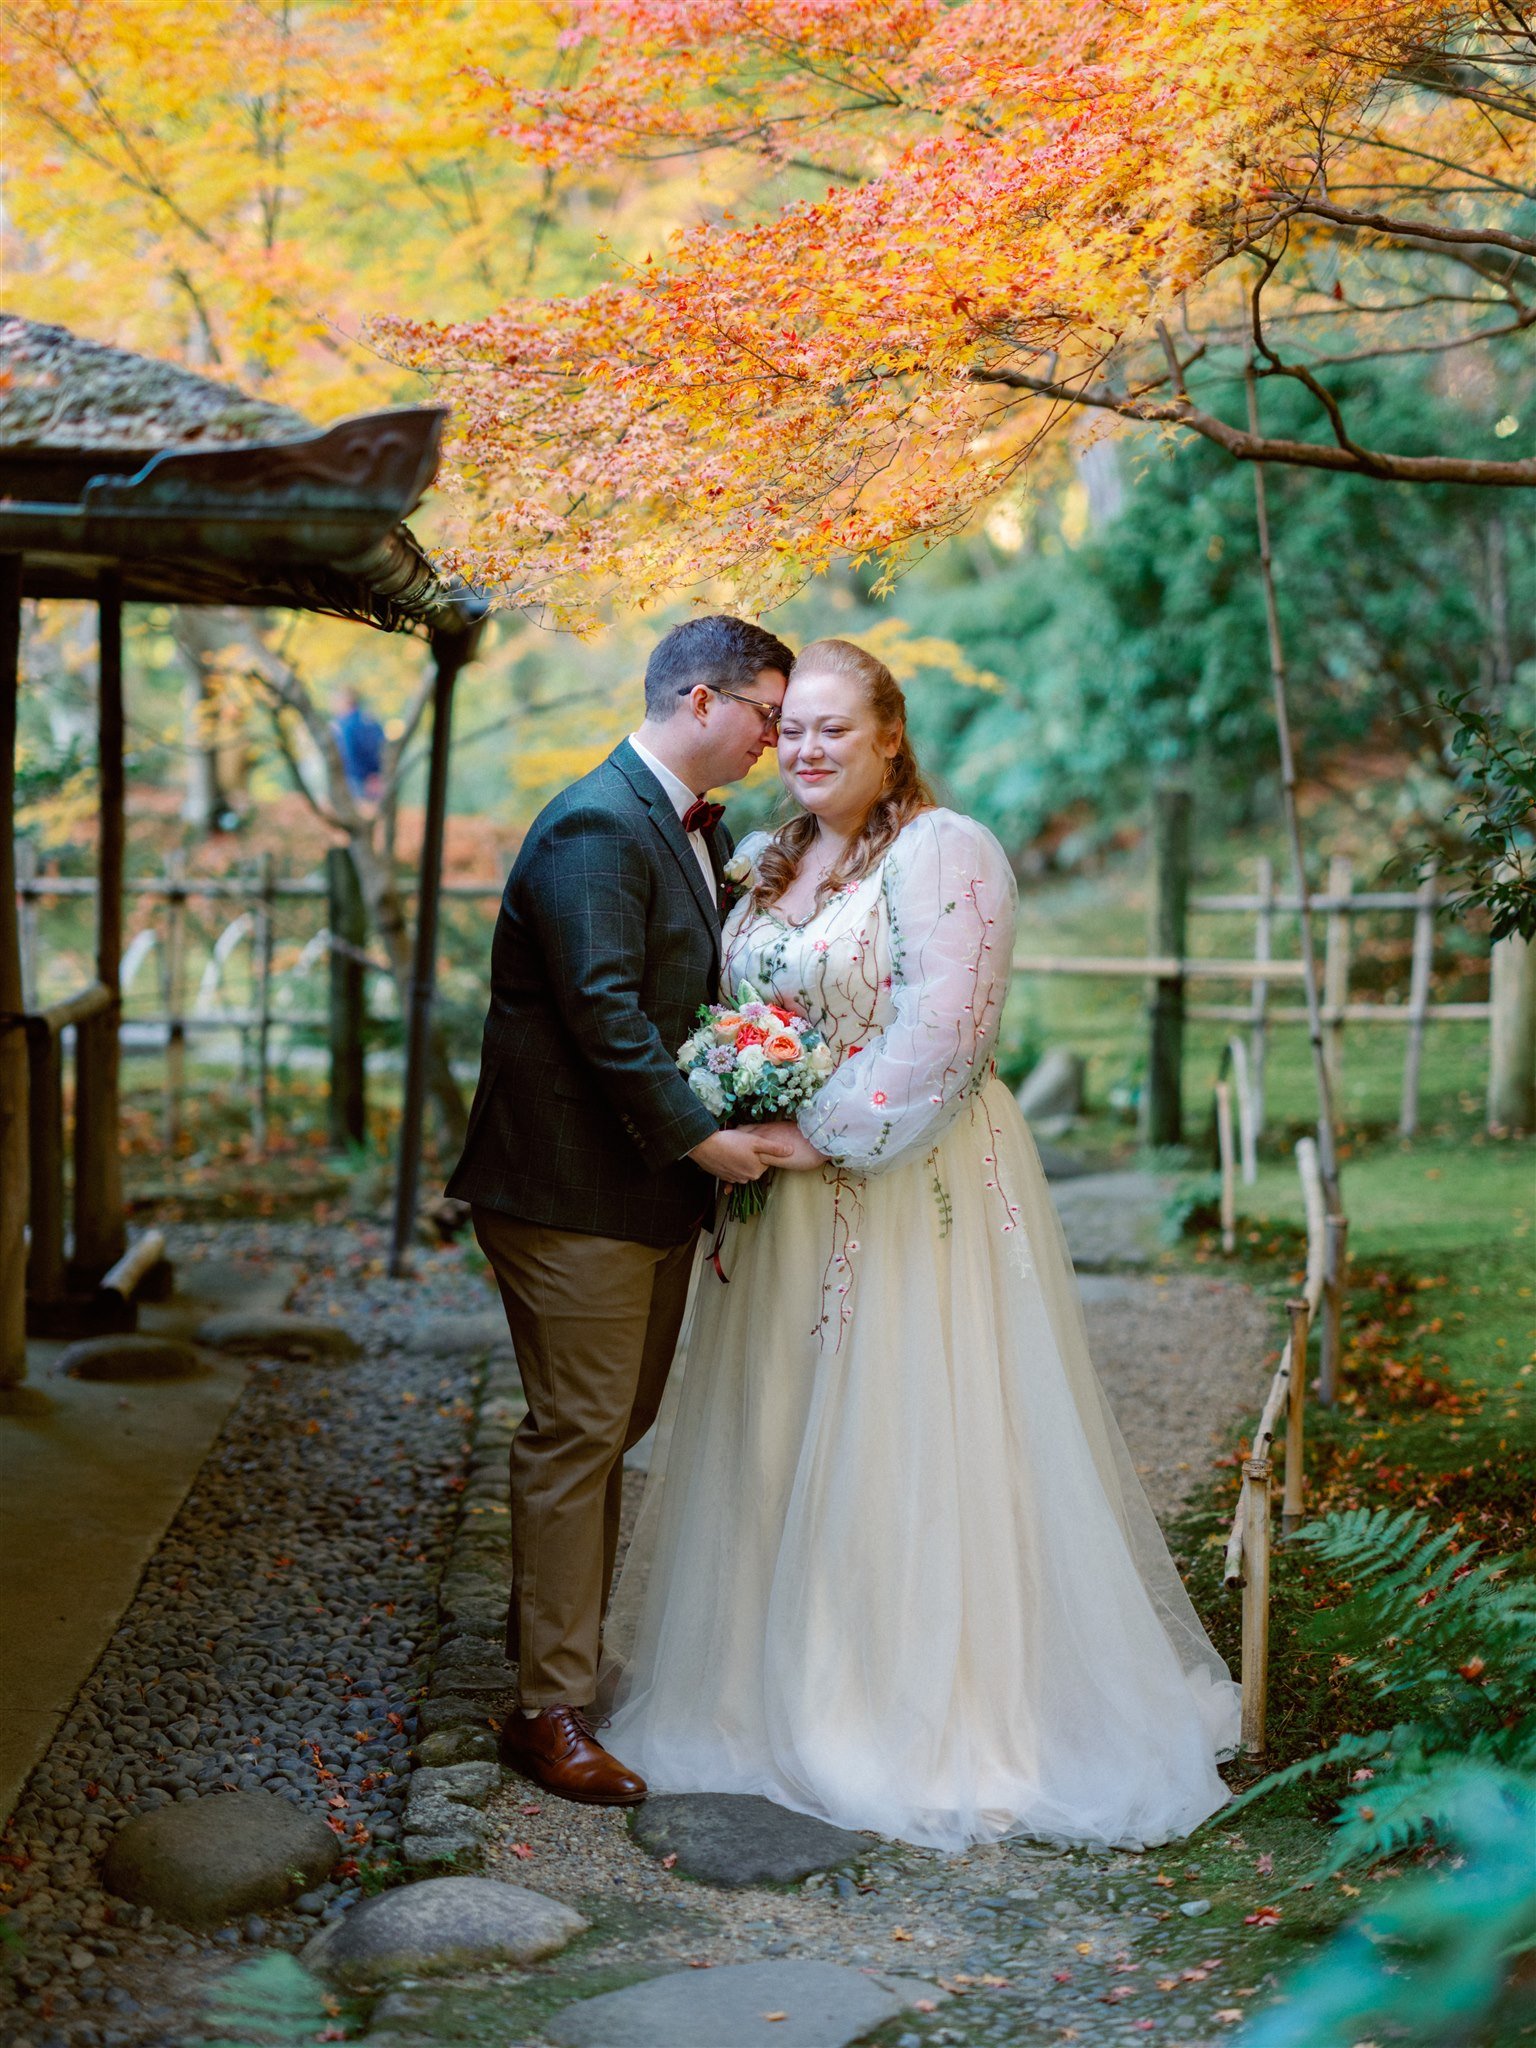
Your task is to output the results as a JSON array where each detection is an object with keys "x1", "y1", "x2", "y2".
[
  {"x1": 390, "y1": 624, "x2": 476, "y2": 1276},
  {"x1": 1488, "y1": 927, "x2": 1536, "y2": 1134},
  {"x1": 328, "y1": 846, "x2": 367, "y2": 1151},
  {"x1": 1145, "y1": 783, "x2": 1191, "y2": 1148},
  {"x1": 24, "y1": 1017, "x2": 66, "y2": 1307},
  {"x1": 252, "y1": 851, "x2": 275, "y2": 1156},
  {"x1": 72, "y1": 571, "x2": 127, "y2": 1282},
  {"x1": 0, "y1": 556, "x2": 28, "y2": 1384}
]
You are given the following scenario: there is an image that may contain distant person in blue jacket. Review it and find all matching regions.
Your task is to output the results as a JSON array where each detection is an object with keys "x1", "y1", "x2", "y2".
[{"x1": 334, "y1": 689, "x2": 385, "y2": 803}]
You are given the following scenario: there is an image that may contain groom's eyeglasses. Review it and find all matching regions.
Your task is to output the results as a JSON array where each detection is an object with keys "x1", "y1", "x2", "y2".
[{"x1": 687, "y1": 683, "x2": 783, "y2": 734}]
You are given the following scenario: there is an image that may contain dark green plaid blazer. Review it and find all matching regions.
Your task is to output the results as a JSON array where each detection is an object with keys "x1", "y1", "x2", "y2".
[{"x1": 446, "y1": 740, "x2": 731, "y2": 1246}]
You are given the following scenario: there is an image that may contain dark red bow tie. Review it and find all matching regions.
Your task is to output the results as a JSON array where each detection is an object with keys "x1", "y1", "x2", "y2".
[{"x1": 681, "y1": 797, "x2": 725, "y2": 836}]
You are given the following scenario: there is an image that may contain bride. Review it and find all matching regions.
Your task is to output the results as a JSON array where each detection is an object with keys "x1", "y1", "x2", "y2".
[{"x1": 603, "y1": 636, "x2": 1240, "y2": 1852}]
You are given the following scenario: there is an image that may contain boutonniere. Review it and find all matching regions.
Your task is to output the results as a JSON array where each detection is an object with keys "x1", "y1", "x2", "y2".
[{"x1": 720, "y1": 851, "x2": 752, "y2": 917}]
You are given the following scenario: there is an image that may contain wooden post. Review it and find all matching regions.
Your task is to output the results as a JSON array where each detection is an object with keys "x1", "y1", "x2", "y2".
[
  {"x1": 1239, "y1": 1455, "x2": 1272, "y2": 1757},
  {"x1": 1488, "y1": 926, "x2": 1536, "y2": 1134},
  {"x1": 252, "y1": 851, "x2": 274, "y2": 1155},
  {"x1": 1283, "y1": 1297, "x2": 1309, "y2": 1536},
  {"x1": 1323, "y1": 854, "x2": 1353, "y2": 1106},
  {"x1": 327, "y1": 845, "x2": 367, "y2": 1151},
  {"x1": 161, "y1": 848, "x2": 186, "y2": 1155},
  {"x1": 1145, "y1": 782, "x2": 1191, "y2": 1148},
  {"x1": 17, "y1": 840, "x2": 38, "y2": 1011},
  {"x1": 1215, "y1": 1078, "x2": 1237, "y2": 1253},
  {"x1": 23, "y1": 1017, "x2": 65, "y2": 1308},
  {"x1": 0, "y1": 554, "x2": 28, "y2": 1385},
  {"x1": 1399, "y1": 870, "x2": 1438, "y2": 1138},
  {"x1": 1318, "y1": 1211, "x2": 1348, "y2": 1408},
  {"x1": 1249, "y1": 855, "x2": 1273, "y2": 1129},
  {"x1": 391, "y1": 619, "x2": 480, "y2": 1276},
  {"x1": 72, "y1": 571, "x2": 127, "y2": 1282}
]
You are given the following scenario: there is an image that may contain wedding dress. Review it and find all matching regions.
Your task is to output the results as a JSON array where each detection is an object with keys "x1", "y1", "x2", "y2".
[{"x1": 604, "y1": 809, "x2": 1240, "y2": 1852}]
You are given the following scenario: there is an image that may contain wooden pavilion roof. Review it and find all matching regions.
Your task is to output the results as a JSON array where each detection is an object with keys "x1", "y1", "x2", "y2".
[{"x1": 0, "y1": 317, "x2": 476, "y2": 634}]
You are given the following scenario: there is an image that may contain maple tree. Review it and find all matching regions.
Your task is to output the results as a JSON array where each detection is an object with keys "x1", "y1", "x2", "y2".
[
  {"x1": 386, "y1": 0, "x2": 1534, "y2": 614},
  {"x1": 0, "y1": 0, "x2": 699, "y2": 413}
]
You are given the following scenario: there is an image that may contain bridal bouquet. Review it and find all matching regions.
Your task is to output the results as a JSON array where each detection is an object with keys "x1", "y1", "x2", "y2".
[{"x1": 676, "y1": 981, "x2": 833, "y2": 1226}]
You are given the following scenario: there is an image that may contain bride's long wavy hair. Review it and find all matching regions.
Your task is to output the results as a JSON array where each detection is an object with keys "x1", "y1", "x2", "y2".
[{"x1": 750, "y1": 639, "x2": 935, "y2": 917}]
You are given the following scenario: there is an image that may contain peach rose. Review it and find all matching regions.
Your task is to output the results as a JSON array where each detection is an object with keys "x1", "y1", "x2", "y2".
[
  {"x1": 712, "y1": 1012, "x2": 744, "y2": 1042},
  {"x1": 764, "y1": 1032, "x2": 802, "y2": 1064}
]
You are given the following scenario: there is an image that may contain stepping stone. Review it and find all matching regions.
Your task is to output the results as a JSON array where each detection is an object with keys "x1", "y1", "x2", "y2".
[
  {"x1": 302, "y1": 1874, "x2": 586, "y2": 1986},
  {"x1": 432, "y1": 1636, "x2": 518, "y2": 1697},
  {"x1": 57, "y1": 1335, "x2": 206, "y2": 1382},
  {"x1": 631, "y1": 1793, "x2": 865, "y2": 1888},
  {"x1": 102, "y1": 1790, "x2": 338, "y2": 1929},
  {"x1": 195, "y1": 1312, "x2": 361, "y2": 1362},
  {"x1": 545, "y1": 1960, "x2": 911, "y2": 2048},
  {"x1": 402, "y1": 1761, "x2": 499, "y2": 1865},
  {"x1": 399, "y1": 1310, "x2": 512, "y2": 1360}
]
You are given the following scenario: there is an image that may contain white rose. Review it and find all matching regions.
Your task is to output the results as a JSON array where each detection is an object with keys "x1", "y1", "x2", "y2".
[
  {"x1": 724, "y1": 852, "x2": 751, "y2": 885},
  {"x1": 736, "y1": 1044, "x2": 768, "y2": 1075},
  {"x1": 689, "y1": 1070, "x2": 726, "y2": 1117},
  {"x1": 808, "y1": 1041, "x2": 835, "y2": 1076}
]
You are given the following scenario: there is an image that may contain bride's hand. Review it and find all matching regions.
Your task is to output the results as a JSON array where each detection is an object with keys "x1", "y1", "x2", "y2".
[{"x1": 752, "y1": 1120, "x2": 827, "y2": 1171}]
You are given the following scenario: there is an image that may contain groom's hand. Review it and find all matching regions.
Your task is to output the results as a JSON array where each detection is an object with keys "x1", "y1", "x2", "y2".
[{"x1": 689, "y1": 1129, "x2": 794, "y2": 1184}]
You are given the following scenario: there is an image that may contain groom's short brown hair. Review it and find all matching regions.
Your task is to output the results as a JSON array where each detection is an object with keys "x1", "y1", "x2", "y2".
[{"x1": 644, "y1": 615, "x2": 794, "y2": 718}]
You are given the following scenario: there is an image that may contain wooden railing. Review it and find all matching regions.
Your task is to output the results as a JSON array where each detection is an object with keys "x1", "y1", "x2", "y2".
[{"x1": 1219, "y1": 1134, "x2": 1341, "y2": 1756}]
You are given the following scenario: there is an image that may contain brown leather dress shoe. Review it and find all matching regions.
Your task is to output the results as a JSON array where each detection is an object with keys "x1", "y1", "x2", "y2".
[{"x1": 498, "y1": 1705, "x2": 647, "y2": 1806}]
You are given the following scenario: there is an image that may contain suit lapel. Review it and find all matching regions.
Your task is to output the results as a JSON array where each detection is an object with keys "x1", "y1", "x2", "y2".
[{"x1": 611, "y1": 742, "x2": 722, "y2": 964}]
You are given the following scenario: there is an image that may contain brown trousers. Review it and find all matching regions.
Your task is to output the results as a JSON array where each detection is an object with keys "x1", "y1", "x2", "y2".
[{"x1": 471, "y1": 1207, "x2": 696, "y2": 1708}]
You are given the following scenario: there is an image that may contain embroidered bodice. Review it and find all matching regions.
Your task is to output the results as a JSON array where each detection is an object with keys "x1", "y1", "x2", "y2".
[{"x1": 722, "y1": 809, "x2": 1017, "y2": 1173}]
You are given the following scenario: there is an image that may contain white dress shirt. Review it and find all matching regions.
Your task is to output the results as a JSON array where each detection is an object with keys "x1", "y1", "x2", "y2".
[{"x1": 628, "y1": 732, "x2": 717, "y2": 904}]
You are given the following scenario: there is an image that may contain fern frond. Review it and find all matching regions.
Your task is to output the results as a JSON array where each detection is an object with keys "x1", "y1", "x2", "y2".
[
  {"x1": 1223, "y1": 1726, "x2": 1403, "y2": 1816},
  {"x1": 190, "y1": 1953, "x2": 339, "y2": 2048}
]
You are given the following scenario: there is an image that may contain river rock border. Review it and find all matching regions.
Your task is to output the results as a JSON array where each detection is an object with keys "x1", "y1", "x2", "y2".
[{"x1": 401, "y1": 1343, "x2": 524, "y2": 1868}]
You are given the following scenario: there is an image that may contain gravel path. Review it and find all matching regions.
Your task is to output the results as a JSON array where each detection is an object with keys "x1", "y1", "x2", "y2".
[
  {"x1": 0, "y1": 1225, "x2": 1281, "y2": 2048},
  {"x1": 0, "y1": 1224, "x2": 491, "y2": 2048}
]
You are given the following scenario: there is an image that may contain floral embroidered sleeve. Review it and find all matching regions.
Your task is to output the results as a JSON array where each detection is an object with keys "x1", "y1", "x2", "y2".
[{"x1": 797, "y1": 811, "x2": 1017, "y2": 1173}]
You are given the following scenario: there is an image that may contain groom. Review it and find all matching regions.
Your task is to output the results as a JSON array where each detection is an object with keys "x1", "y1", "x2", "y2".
[{"x1": 447, "y1": 614, "x2": 795, "y2": 1804}]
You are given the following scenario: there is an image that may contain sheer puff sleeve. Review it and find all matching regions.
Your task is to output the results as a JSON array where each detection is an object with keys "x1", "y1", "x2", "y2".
[{"x1": 798, "y1": 810, "x2": 1017, "y2": 1174}]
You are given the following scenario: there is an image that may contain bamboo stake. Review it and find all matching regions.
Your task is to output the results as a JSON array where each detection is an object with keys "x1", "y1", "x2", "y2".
[
  {"x1": 1283, "y1": 1297, "x2": 1310, "y2": 1536},
  {"x1": 1215, "y1": 1078, "x2": 1237, "y2": 1253},
  {"x1": 1240, "y1": 1455, "x2": 1272, "y2": 1757},
  {"x1": 1229, "y1": 1035, "x2": 1258, "y2": 1184},
  {"x1": 1399, "y1": 869, "x2": 1438, "y2": 1136},
  {"x1": 1245, "y1": 336, "x2": 1343, "y2": 1215},
  {"x1": 1249, "y1": 855, "x2": 1273, "y2": 1126},
  {"x1": 1319, "y1": 1211, "x2": 1349, "y2": 1408}
]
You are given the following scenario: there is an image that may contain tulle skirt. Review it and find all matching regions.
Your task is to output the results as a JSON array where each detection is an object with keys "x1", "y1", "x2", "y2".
[{"x1": 603, "y1": 1078, "x2": 1240, "y2": 1852}]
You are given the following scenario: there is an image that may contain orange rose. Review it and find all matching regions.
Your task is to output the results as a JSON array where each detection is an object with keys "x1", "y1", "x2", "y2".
[
  {"x1": 712, "y1": 1012, "x2": 744, "y2": 1041},
  {"x1": 764, "y1": 1032, "x2": 802, "y2": 1064}
]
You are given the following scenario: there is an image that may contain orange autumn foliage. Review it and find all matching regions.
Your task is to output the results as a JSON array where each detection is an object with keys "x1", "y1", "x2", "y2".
[{"x1": 385, "y1": 0, "x2": 1535, "y2": 616}]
